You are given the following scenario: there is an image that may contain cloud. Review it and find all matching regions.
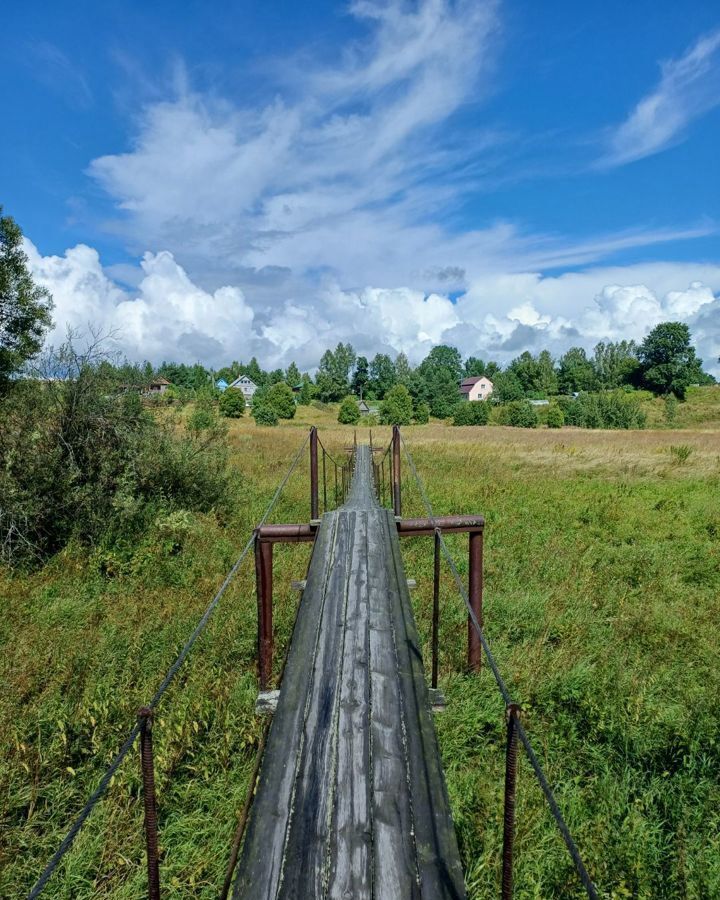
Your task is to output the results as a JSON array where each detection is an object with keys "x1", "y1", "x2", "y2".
[
  {"x1": 26, "y1": 238, "x2": 720, "y2": 376},
  {"x1": 26, "y1": 41, "x2": 93, "y2": 109},
  {"x1": 602, "y1": 29, "x2": 720, "y2": 166}
]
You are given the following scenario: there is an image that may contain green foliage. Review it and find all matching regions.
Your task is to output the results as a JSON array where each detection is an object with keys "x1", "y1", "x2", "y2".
[
  {"x1": 557, "y1": 390, "x2": 646, "y2": 429},
  {"x1": 0, "y1": 340, "x2": 232, "y2": 567},
  {"x1": 338, "y1": 395, "x2": 361, "y2": 424},
  {"x1": 379, "y1": 384, "x2": 413, "y2": 425},
  {"x1": 219, "y1": 387, "x2": 245, "y2": 418},
  {"x1": 264, "y1": 382, "x2": 296, "y2": 419},
  {"x1": 351, "y1": 356, "x2": 370, "y2": 397},
  {"x1": 252, "y1": 403, "x2": 278, "y2": 426},
  {"x1": 638, "y1": 322, "x2": 705, "y2": 399},
  {"x1": 507, "y1": 350, "x2": 558, "y2": 397},
  {"x1": 664, "y1": 394, "x2": 678, "y2": 425},
  {"x1": 463, "y1": 356, "x2": 485, "y2": 377},
  {"x1": 394, "y1": 351, "x2": 413, "y2": 386},
  {"x1": 316, "y1": 343, "x2": 356, "y2": 402},
  {"x1": 668, "y1": 444, "x2": 693, "y2": 465},
  {"x1": 187, "y1": 398, "x2": 217, "y2": 433},
  {"x1": 413, "y1": 400, "x2": 430, "y2": 424},
  {"x1": 452, "y1": 401, "x2": 489, "y2": 426},
  {"x1": 498, "y1": 399, "x2": 539, "y2": 427},
  {"x1": 558, "y1": 347, "x2": 596, "y2": 393},
  {"x1": 157, "y1": 361, "x2": 212, "y2": 392},
  {"x1": 492, "y1": 370, "x2": 524, "y2": 402},
  {"x1": 546, "y1": 403, "x2": 565, "y2": 428},
  {"x1": 368, "y1": 353, "x2": 396, "y2": 399},
  {"x1": 0, "y1": 208, "x2": 53, "y2": 388},
  {"x1": 593, "y1": 340, "x2": 640, "y2": 389}
]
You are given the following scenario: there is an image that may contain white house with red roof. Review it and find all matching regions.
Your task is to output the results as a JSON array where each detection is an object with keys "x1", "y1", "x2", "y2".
[{"x1": 459, "y1": 376, "x2": 493, "y2": 402}]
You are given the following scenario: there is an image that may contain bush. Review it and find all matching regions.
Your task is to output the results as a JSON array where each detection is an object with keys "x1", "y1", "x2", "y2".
[
  {"x1": 380, "y1": 384, "x2": 413, "y2": 425},
  {"x1": 187, "y1": 399, "x2": 217, "y2": 433},
  {"x1": 498, "y1": 400, "x2": 538, "y2": 428},
  {"x1": 338, "y1": 395, "x2": 361, "y2": 424},
  {"x1": 219, "y1": 387, "x2": 245, "y2": 418},
  {"x1": 452, "y1": 401, "x2": 489, "y2": 426},
  {"x1": 0, "y1": 344, "x2": 233, "y2": 567},
  {"x1": 252, "y1": 403, "x2": 279, "y2": 426},
  {"x1": 264, "y1": 382, "x2": 296, "y2": 419},
  {"x1": 546, "y1": 404, "x2": 564, "y2": 428},
  {"x1": 557, "y1": 390, "x2": 646, "y2": 429},
  {"x1": 413, "y1": 401, "x2": 430, "y2": 424}
]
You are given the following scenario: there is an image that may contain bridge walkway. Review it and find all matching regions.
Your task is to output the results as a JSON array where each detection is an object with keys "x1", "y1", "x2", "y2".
[{"x1": 233, "y1": 445, "x2": 465, "y2": 899}]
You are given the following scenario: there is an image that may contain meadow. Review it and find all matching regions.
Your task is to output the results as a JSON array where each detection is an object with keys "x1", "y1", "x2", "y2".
[{"x1": 2, "y1": 394, "x2": 719, "y2": 898}]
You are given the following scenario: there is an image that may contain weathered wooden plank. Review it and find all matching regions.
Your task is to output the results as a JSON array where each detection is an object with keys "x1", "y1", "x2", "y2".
[{"x1": 233, "y1": 446, "x2": 466, "y2": 900}]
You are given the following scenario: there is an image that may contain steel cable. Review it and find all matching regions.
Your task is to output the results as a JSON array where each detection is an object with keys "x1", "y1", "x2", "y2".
[
  {"x1": 27, "y1": 430, "x2": 311, "y2": 899},
  {"x1": 398, "y1": 431, "x2": 599, "y2": 900}
]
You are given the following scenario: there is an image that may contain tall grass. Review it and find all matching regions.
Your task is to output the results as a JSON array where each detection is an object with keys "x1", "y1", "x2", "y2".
[{"x1": 2, "y1": 412, "x2": 719, "y2": 897}]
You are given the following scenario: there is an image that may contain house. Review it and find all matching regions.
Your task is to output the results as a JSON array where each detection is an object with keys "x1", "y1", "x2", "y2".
[
  {"x1": 146, "y1": 377, "x2": 171, "y2": 395},
  {"x1": 229, "y1": 374, "x2": 258, "y2": 400},
  {"x1": 216, "y1": 379, "x2": 229, "y2": 392},
  {"x1": 459, "y1": 376, "x2": 493, "y2": 402}
]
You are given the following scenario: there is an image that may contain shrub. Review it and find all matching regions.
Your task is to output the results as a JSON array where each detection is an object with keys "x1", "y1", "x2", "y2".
[
  {"x1": 0, "y1": 343, "x2": 233, "y2": 567},
  {"x1": 264, "y1": 382, "x2": 296, "y2": 419},
  {"x1": 380, "y1": 384, "x2": 413, "y2": 425},
  {"x1": 187, "y1": 399, "x2": 217, "y2": 433},
  {"x1": 252, "y1": 403, "x2": 279, "y2": 426},
  {"x1": 413, "y1": 400, "x2": 430, "y2": 424},
  {"x1": 338, "y1": 395, "x2": 361, "y2": 424},
  {"x1": 219, "y1": 387, "x2": 245, "y2": 418},
  {"x1": 556, "y1": 391, "x2": 645, "y2": 429},
  {"x1": 546, "y1": 404, "x2": 564, "y2": 428},
  {"x1": 498, "y1": 400, "x2": 538, "y2": 428},
  {"x1": 452, "y1": 401, "x2": 489, "y2": 426}
]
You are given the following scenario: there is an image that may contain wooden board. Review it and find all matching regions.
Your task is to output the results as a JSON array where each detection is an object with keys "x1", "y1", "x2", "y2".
[{"x1": 233, "y1": 446, "x2": 466, "y2": 899}]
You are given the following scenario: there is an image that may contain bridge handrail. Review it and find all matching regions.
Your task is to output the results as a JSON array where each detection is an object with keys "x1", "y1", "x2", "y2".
[
  {"x1": 399, "y1": 431, "x2": 600, "y2": 900},
  {"x1": 27, "y1": 430, "x2": 312, "y2": 899}
]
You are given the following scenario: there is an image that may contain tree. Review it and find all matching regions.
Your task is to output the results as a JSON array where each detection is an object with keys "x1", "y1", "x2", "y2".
[
  {"x1": 338, "y1": 395, "x2": 361, "y2": 424},
  {"x1": 264, "y1": 382, "x2": 296, "y2": 419},
  {"x1": 637, "y1": 322, "x2": 704, "y2": 399},
  {"x1": 285, "y1": 361, "x2": 301, "y2": 387},
  {"x1": 592, "y1": 340, "x2": 640, "y2": 389},
  {"x1": 297, "y1": 373, "x2": 314, "y2": 405},
  {"x1": 219, "y1": 387, "x2": 245, "y2": 418},
  {"x1": 380, "y1": 384, "x2": 413, "y2": 425},
  {"x1": 352, "y1": 356, "x2": 370, "y2": 397},
  {"x1": 464, "y1": 356, "x2": 486, "y2": 377},
  {"x1": 369, "y1": 353, "x2": 396, "y2": 399},
  {"x1": 394, "y1": 352, "x2": 412, "y2": 386},
  {"x1": 0, "y1": 209, "x2": 53, "y2": 389},
  {"x1": 507, "y1": 350, "x2": 557, "y2": 397},
  {"x1": 492, "y1": 370, "x2": 524, "y2": 402},
  {"x1": 558, "y1": 347, "x2": 596, "y2": 393},
  {"x1": 316, "y1": 343, "x2": 356, "y2": 402},
  {"x1": 417, "y1": 345, "x2": 463, "y2": 417},
  {"x1": 413, "y1": 400, "x2": 430, "y2": 424},
  {"x1": 246, "y1": 357, "x2": 266, "y2": 386},
  {"x1": 485, "y1": 361, "x2": 500, "y2": 378}
]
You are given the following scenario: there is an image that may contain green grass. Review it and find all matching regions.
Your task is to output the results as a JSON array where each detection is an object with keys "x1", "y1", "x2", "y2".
[{"x1": 2, "y1": 410, "x2": 720, "y2": 898}]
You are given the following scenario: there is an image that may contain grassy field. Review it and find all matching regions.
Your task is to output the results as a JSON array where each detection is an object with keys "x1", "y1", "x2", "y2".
[{"x1": 2, "y1": 394, "x2": 719, "y2": 898}]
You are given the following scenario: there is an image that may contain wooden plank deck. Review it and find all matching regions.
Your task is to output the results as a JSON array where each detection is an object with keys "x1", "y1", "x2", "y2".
[{"x1": 233, "y1": 446, "x2": 466, "y2": 899}]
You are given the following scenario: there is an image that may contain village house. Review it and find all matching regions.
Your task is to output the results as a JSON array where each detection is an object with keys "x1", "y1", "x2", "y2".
[
  {"x1": 146, "y1": 377, "x2": 171, "y2": 395},
  {"x1": 229, "y1": 374, "x2": 258, "y2": 400},
  {"x1": 459, "y1": 376, "x2": 493, "y2": 402}
]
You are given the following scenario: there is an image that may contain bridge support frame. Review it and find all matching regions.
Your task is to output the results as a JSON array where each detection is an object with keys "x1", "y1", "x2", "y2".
[{"x1": 396, "y1": 515, "x2": 484, "y2": 674}]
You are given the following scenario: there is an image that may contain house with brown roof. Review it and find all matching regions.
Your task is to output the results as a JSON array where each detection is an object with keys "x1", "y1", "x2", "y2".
[
  {"x1": 146, "y1": 377, "x2": 171, "y2": 395},
  {"x1": 459, "y1": 376, "x2": 493, "y2": 402}
]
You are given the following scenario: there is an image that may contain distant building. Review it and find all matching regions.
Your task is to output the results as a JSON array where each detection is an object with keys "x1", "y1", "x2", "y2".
[
  {"x1": 216, "y1": 378, "x2": 229, "y2": 392},
  {"x1": 459, "y1": 376, "x2": 493, "y2": 402},
  {"x1": 146, "y1": 377, "x2": 171, "y2": 395},
  {"x1": 358, "y1": 399, "x2": 371, "y2": 415},
  {"x1": 528, "y1": 399, "x2": 549, "y2": 406},
  {"x1": 229, "y1": 375, "x2": 258, "y2": 400}
]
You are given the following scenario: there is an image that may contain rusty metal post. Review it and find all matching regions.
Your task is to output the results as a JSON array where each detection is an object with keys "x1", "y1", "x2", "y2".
[
  {"x1": 468, "y1": 530, "x2": 483, "y2": 672},
  {"x1": 392, "y1": 425, "x2": 402, "y2": 517},
  {"x1": 431, "y1": 529, "x2": 441, "y2": 689},
  {"x1": 381, "y1": 458, "x2": 386, "y2": 506},
  {"x1": 255, "y1": 535, "x2": 273, "y2": 690},
  {"x1": 310, "y1": 426, "x2": 319, "y2": 520},
  {"x1": 502, "y1": 704, "x2": 521, "y2": 900},
  {"x1": 322, "y1": 447, "x2": 327, "y2": 513},
  {"x1": 138, "y1": 708, "x2": 161, "y2": 900}
]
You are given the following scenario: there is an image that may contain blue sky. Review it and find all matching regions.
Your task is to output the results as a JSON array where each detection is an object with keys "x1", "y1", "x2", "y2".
[{"x1": 2, "y1": 0, "x2": 719, "y2": 371}]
